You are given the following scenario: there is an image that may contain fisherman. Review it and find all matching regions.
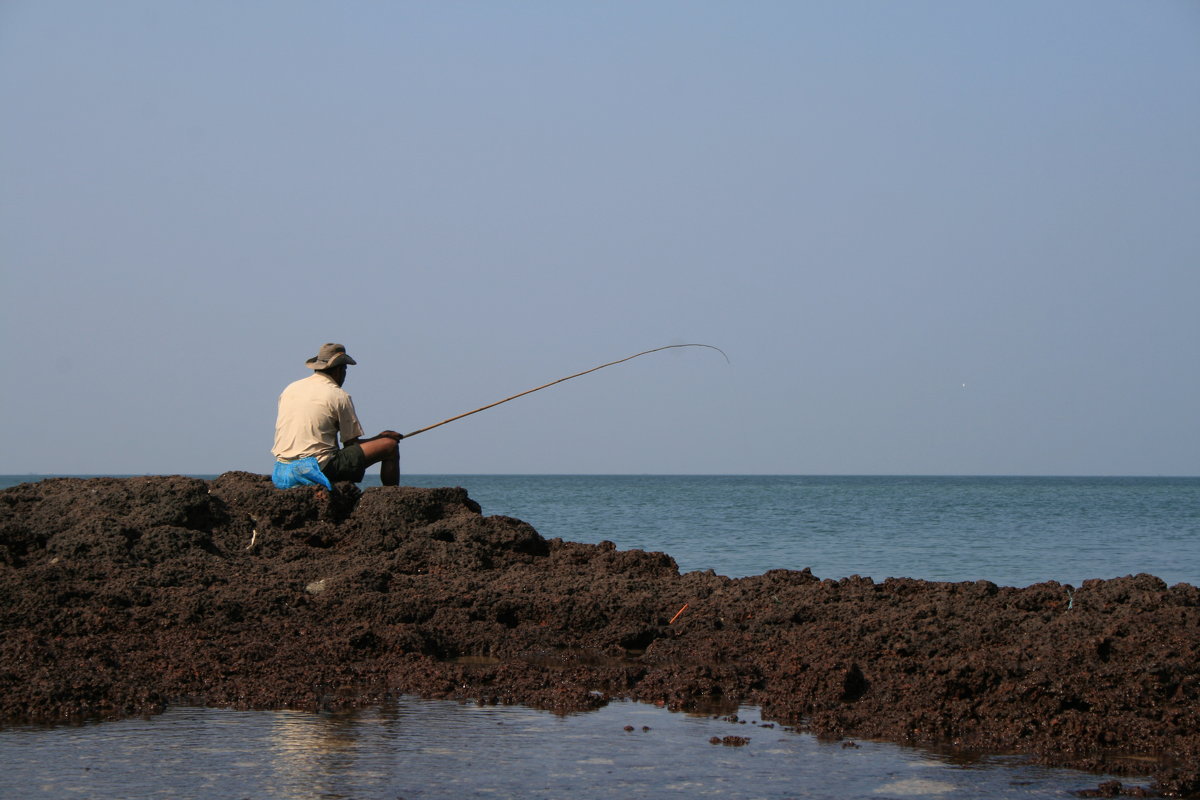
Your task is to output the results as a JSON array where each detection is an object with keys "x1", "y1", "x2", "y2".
[{"x1": 271, "y1": 343, "x2": 402, "y2": 489}]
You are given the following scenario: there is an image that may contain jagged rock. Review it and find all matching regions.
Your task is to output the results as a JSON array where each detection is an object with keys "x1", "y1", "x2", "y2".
[{"x1": 0, "y1": 473, "x2": 1195, "y2": 796}]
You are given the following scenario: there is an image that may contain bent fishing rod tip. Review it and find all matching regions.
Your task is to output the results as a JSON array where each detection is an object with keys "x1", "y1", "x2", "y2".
[{"x1": 403, "y1": 343, "x2": 729, "y2": 439}]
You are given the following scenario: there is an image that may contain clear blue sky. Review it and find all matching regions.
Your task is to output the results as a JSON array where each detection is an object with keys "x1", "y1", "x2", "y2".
[{"x1": 2, "y1": 1, "x2": 1198, "y2": 476}]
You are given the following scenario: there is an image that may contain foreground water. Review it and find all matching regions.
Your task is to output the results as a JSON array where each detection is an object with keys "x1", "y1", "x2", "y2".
[
  {"x1": 0, "y1": 702, "x2": 1147, "y2": 799},
  {"x1": 3, "y1": 474, "x2": 1192, "y2": 797}
]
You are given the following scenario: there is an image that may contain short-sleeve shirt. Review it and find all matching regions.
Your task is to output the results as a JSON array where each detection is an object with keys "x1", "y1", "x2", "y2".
[{"x1": 272, "y1": 373, "x2": 366, "y2": 467}]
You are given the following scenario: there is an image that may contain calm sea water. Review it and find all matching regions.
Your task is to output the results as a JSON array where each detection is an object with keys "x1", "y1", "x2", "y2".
[
  {"x1": 3, "y1": 474, "x2": 1193, "y2": 798},
  {"x1": 393, "y1": 475, "x2": 1200, "y2": 587}
]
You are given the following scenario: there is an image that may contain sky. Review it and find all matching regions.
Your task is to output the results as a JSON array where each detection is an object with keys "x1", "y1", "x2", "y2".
[{"x1": 2, "y1": 1, "x2": 1198, "y2": 477}]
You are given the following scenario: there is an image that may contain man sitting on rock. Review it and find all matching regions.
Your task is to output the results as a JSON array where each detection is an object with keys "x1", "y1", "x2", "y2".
[{"x1": 271, "y1": 343, "x2": 403, "y2": 489}]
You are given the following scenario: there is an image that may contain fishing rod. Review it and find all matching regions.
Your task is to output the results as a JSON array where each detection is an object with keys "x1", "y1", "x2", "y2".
[{"x1": 403, "y1": 343, "x2": 729, "y2": 439}]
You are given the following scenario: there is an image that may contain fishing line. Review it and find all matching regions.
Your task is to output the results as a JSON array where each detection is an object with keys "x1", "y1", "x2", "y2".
[{"x1": 403, "y1": 343, "x2": 729, "y2": 439}]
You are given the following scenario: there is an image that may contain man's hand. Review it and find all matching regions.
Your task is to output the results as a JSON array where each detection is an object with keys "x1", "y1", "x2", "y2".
[{"x1": 377, "y1": 430, "x2": 404, "y2": 441}]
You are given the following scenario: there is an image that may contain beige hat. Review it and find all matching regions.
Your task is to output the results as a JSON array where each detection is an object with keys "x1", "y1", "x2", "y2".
[{"x1": 305, "y1": 343, "x2": 357, "y2": 370}]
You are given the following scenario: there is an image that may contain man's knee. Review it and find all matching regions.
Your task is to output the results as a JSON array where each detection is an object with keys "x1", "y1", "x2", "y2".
[{"x1": 360, "y1": 437, "x2": 398, "y2": 465}]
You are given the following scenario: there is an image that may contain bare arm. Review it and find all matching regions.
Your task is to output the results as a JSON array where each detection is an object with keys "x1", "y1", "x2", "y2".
[{"x1": 345, "y1": 431, "x2": 403, "y2": 447}]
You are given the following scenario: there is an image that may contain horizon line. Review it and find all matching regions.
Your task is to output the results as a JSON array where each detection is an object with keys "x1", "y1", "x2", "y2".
[{"x1": 3, "y1": 472, "x2": 1197, "y2": 480}]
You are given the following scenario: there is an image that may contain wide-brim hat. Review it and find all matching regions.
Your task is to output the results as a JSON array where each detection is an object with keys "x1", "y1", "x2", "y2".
[{"x1": 305, "y1": 343, "x2": 357, "y2": 370}]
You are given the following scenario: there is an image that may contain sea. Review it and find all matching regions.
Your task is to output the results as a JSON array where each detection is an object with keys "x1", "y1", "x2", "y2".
[{"x1": 1, "y1": 474, "x2": 1196, "y2": 799}]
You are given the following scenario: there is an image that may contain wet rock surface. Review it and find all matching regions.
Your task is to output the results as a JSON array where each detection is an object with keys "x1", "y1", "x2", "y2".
[{"x1": 1, "y1": 474, "x2": 1196, "y2": 796}]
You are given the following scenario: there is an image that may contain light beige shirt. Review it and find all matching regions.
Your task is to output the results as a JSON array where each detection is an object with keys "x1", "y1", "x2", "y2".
[{"x1": 272, "y1": 373, "x2": 365, "y2": 467}]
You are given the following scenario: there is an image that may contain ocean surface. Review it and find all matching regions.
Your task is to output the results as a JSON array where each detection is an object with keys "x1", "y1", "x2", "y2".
[
  {"x1": 2, "y1": 473, "x2": 1196, "y2": 798},
  {"x1": 394, "y1": 474, "x2": 1200, "y2": 587}
]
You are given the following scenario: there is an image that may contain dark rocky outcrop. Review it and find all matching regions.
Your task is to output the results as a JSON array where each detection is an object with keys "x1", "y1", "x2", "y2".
[{"x1": 1, "y1": 474, "x2": 1196, "y2": 796}]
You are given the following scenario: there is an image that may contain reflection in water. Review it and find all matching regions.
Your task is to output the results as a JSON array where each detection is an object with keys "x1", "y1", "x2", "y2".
[
  {"x1": 0, "y1": 698, "x2": 1148, "y2": 799},
  {"x1": 270, "y1": 709, "x2": 371, "y2": 798}
]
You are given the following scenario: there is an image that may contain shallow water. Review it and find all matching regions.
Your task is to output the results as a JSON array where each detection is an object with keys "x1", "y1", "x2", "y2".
[{"x1": 0, "y1": 700, "x2": 1147, "y2": 799}]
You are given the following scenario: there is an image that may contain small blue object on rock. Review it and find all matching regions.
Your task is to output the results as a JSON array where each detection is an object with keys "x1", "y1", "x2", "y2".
[{"x1": 271, "y1": 457, "x2": 333, "y2": 491}]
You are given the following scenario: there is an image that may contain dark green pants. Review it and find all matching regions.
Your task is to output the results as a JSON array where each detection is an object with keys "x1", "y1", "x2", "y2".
[{"x1": 321, "y1": 443, "x2": 367, "y2": 483}]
